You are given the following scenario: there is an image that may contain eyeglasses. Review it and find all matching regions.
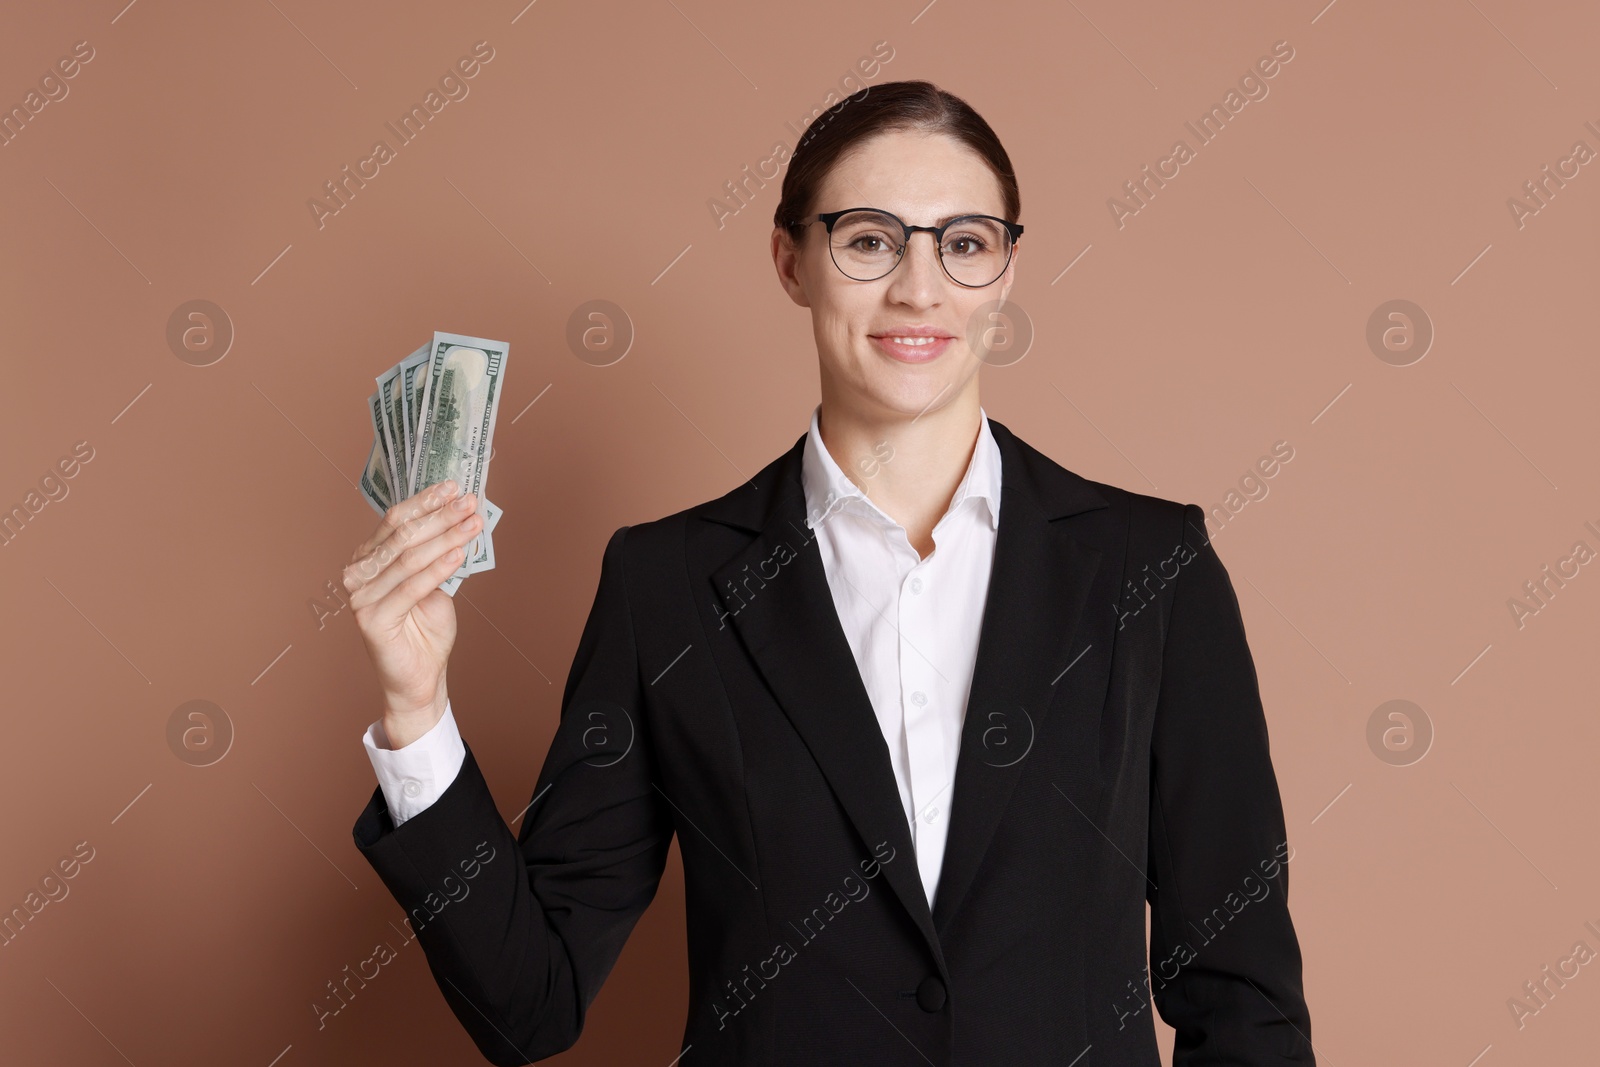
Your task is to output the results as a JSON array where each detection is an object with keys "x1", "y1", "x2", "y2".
[{"x1": 789, "y1": 207, "x2": 1023, "y2": 288}]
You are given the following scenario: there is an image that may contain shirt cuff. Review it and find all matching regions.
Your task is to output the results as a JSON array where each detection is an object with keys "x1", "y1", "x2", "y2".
[{"x1": 362, "y1": 701, "x2": 466, "y2": 827}]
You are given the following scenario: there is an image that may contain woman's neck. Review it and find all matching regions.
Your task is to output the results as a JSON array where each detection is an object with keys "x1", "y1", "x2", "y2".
[{"x1": 816, "y1": 393, "x2": 984, "y2": 559}]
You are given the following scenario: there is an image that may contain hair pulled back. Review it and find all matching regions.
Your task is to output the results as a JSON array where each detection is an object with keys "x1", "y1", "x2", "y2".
[{"x1": 772, "y1": 80, "x2": 1021, "y2": 244}]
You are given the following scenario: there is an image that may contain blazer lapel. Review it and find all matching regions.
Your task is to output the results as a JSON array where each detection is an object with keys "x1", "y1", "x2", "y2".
[
  {"x1": 930, "y1": 417, "x2": 1109, "y2": 936},
  {"x1": 702, "y1": 415, "x2": 1110, "y2": 964}
]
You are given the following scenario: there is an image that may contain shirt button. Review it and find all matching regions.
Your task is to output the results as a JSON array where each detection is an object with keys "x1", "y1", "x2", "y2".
[
  {"x1": 910, "y1": 576, "x2": 923, "y2": 595},
  {"x1": 911, "y1": 690, "x2": 927, "y2": 707},
  {"x1": 400, "y1": 777, "x2": 423, "y2": 798}
]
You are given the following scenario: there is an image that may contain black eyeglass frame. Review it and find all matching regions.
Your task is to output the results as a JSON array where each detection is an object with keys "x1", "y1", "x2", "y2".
[{"x1": 788, "y1": 207, "x2": 1025, "y2": 288}]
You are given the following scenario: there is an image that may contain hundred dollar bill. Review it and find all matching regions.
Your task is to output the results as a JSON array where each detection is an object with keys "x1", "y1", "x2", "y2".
[
  {"x1": 448, "y1": 496, "x2": 500, "y2": 579},
  {"x1": 359, "y1": 333, "x2": 508, "y2": 595},
  {"x1": 439, "y1": 495, "x2": 501, "y2": 597},
  {"x1": 397, "y1": 342, "x2": 432, "y2": 486},
  {"x1": 410, "y1": 331, "x2": 508, "y2": 562},
  {"x1": 461, "y1": 497, "x2": 499, "y2": 574},
  {"x1": 359, "y1": 437, "x2": 392, "y2": 516},
  {"x1": 376, "y1": 348, "x2": 419, "y2": 500},
  {"x1": 362, "y1": 391, "x2": 396, "y2": 516}
]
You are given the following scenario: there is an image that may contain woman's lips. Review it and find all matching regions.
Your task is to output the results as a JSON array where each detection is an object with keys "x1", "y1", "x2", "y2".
[{"x1": 871, "y1": 334, "x2": 955, "y2": 363}]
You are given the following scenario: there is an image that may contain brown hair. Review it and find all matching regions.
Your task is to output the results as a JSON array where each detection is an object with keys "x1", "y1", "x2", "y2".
[{"x1": 773, "y1": 80, "x2": 1021, "y2": 244}]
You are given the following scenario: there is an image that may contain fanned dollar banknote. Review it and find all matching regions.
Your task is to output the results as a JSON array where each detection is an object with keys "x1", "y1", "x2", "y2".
[{"x1": 359, "y1": 331, "x2": 508, "y2": 596}]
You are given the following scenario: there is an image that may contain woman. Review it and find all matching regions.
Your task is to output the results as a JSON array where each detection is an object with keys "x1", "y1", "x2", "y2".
[{"x1": 344, "y1": 80, "x2": 1314, "y2": 1065}]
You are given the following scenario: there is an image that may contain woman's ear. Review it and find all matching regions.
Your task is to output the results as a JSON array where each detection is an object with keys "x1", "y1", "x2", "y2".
[
  {"x1": 771, "y1": 227, "x2": 813, "y2": 309},
  {"x1": 995, "y1": 241, "x2": 1021, "y2": 305}
]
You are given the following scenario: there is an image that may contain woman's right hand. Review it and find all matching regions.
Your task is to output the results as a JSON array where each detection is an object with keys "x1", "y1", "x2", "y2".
[{"x1": 343, "y1": 479, "x2": 484, "y2": 749}]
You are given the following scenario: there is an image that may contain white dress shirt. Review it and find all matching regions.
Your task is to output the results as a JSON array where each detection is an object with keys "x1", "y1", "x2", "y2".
[
  {"x1": 364, "y1": 403, "x2": 1003, "y2": 911},
  {"x1": 798, "y1": 404, "x2": 1001, "y2": 907},
  {"x1": 362, "y1": 709, "x2": 466, "y2": 826}
]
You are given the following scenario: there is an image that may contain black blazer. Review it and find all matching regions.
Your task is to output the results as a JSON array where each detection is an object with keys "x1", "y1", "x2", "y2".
[{"x1": 352, "y1": 416, "x2": 1314, "y2": 1065}]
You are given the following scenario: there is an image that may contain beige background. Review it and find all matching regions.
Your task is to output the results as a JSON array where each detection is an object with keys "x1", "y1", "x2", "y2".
[{"x1": 2, "y1": 0, "x2": 1597, "y2": 1063}]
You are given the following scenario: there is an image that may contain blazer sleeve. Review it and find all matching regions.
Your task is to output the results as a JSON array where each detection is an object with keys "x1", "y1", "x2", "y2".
[
  {"x1": 1145, "y1": 503, "x2": 1315, "y2": 1064},
  {"x1": 351, "y1": 524, "x2": 675, "y2": 1065}
]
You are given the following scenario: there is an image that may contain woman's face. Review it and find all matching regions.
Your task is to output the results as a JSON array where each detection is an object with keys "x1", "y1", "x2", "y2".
[{"x1": 773, "y1": 127, "x2": 1019, "y2": 422}]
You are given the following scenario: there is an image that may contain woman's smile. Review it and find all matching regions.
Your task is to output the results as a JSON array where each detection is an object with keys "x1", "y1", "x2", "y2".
[{"x1": 868, "y1": 323, "x2": 957, "y2": 363}]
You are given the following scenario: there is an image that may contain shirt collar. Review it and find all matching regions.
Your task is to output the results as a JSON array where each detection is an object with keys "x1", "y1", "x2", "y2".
[{"x1": 801, "y1": 402, "x2": 1002, "y2": 533}]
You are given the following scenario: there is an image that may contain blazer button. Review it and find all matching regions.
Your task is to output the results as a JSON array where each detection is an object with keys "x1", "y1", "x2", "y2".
[{"x1": 915, "y1": 975, "x2": 946, "y2": 1012}]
